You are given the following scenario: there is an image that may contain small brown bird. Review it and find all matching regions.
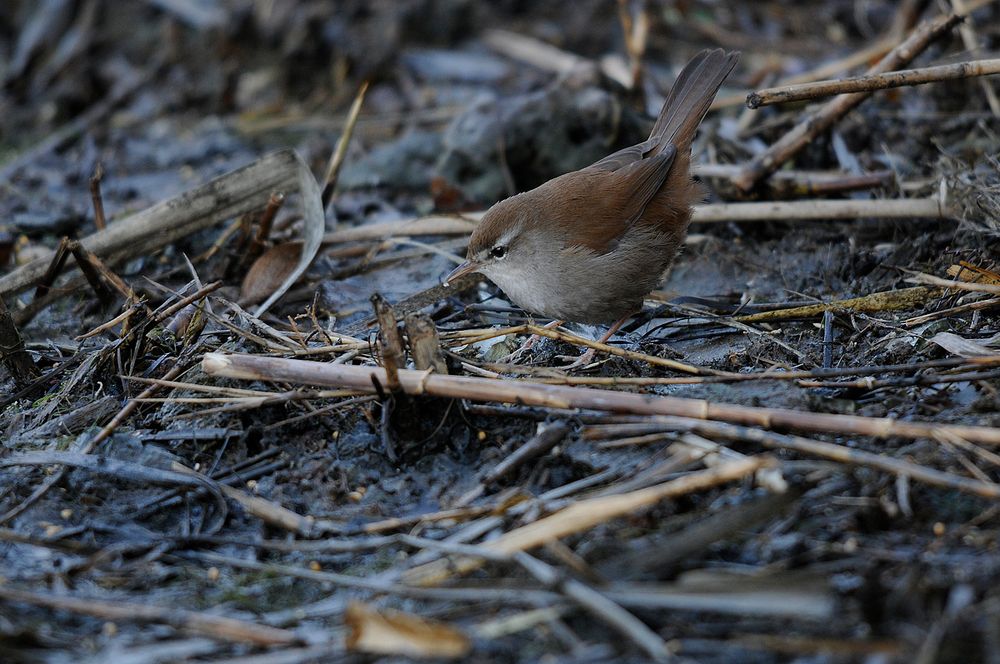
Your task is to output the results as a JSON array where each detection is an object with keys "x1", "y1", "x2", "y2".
[{"x1": 446, "y1": 49, "x2": 739, "y2": 355}]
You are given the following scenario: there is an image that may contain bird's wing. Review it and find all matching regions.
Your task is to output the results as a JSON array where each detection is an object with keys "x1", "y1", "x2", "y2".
[
  {"x1": 610, "y1": 144, "x2": 676, "y2": 228},
  {"x1": 538, "y1": 145, "x2": 675, "y2": 255}
]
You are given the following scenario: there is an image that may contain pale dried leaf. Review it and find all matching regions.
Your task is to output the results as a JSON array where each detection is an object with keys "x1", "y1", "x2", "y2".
[
  {"x1": 253, "y1": 151, "x2": 325, "y2": 316},
  {"x1": 239, "y1": 241, "x2": 302, "y2": 306},
  {"x1": 345, "y1": 602, "x2": 471, "y2": 659},
  {"x1": 929, "y1": 332, "x2": 1000, "y2": 357}
]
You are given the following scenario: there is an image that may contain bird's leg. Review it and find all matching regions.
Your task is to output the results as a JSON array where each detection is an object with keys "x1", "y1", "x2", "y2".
[
  {"x1": 560, "y1": 316, "x2": 629, "y2": 370},
  {"x1": 504, "y1": 319, "x2": 563, "y2": 363}
]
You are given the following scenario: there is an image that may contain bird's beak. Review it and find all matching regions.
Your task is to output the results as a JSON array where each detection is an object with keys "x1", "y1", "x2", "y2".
[{"x1": 444, "y1": 261, "x2": 481, "y2": 286}]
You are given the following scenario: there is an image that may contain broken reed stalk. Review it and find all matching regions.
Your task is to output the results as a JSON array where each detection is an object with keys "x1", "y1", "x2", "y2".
[
  {"x1": 0, "y1": 586, "x2": 299, "y2": 646},
  {"x1": 153, "y1": 281, "x2": 222, "y2": 325},
  {"x1": 371, "y1": 293, "x2": 404, "y2": 391},
  {"x1": 0, "y1": 150, "x2": 309, "y2": 298},
  {"x1": 201, "y1": 353, "x2": 1000, "y2": 445},
  {"x1": 33, "y1": 237, "x2": 73, "y2": 299},
  {"x1": 734, "y1": 286, "x2": 937, "y2": 323},
  {"x1": 747, "y1": 58, "x2": 1000, "y2": 108},
  {"x1": 321, "y1": 80, "x2": 369, "y2": 208},
  {"x1": 404, "y1": 313, "x2": 449, "y2": 374},
  {"x1": 89, "y1": 163, "x2": 107, "y2": 231},
  {"x1": 320, "y1": 195, "x2": 952, "y2": 248},
  {"x1": 69, "y1": 241, "x2": 138, "y2": 303},
  {"x1": 71, "y1": 243, "x2": 116, "y2": 305},
  {"x1": 695, "y1": 164, "x2": 895, "y2": 198},
  {"x1": 691, "y1": 197, "x2": 949, "y2": 222},
  {"x1": 952, "y1": 0, "x2": 1000, "y2": 116},
  {"x1": 371, "y1": 293, "x2": 407, "y2": 461},
  {"x1": 904, "y1": 296, "x2": 1000, "y2": 327},
  {"x1": 734, "y1": 12, "x2": 963, "y2": 192},
  {"x1": 583, "y1": 419, "x2": 1000, "y2": 499},
  {"x1": 253, "y1": 191, "x2": 286, "y2": 246},
  {"x1": 907, "y1": 271, "x2": 1000, "y2": 295},
  {"x1": 401, "y1": 456, "x2": 770, "y2": 586}
]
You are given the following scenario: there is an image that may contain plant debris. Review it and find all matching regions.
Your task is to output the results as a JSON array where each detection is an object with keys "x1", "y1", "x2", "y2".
[{"x1": 1, "y1": 1, "x2": 999, "y2": 662}]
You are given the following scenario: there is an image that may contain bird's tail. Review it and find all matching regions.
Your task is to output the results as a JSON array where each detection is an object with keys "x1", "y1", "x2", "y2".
[{"x1": 649, "y1": 49, "x2": 739, "y2": 155}]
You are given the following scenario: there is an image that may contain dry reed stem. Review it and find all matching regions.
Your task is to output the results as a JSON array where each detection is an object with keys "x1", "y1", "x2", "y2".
[
  {"x1": 0, "y1": 294, "x2": 37, "y2": 384},
  {"x1": 952, "y1": 0, "x2": 1000, "y2": 115},
  {"x1": 907, "y1": 272, "x2": 1000, "y2": 295},
  {"x1": 585, "y1": 420, "x2": 1000, "y2": 499},
  {"x1": 0, "y1": 151, "x2": 311, "y2": 298},
  {"x1": 521, "y1": 323, "x2": 725, "y2": 375},
  {"x1": 320, "y1": 196, "x2": 952, "y2": 248},
  {"x1": 747, "y1": 58, "x2": 1000, "y2": 108},
  {"x1": 402, "y1": 456, "x2": 769, "y2": 585},
  {"x1": 321, "y1": 81, "x2": 369, "y2": 208},
  {"x1": 734, "y1": 12, "x2": 963, "y2": 192},
  {"x1": 904, "y1": 296, "x2": 1000, "y2": 327},
  {"x1": 0, "y1": 586, "x2": 299, "y2": 646},
  {"x1": 201, "y1": 353, "x2": 1000, "y2": 445},
  {"x1": 734, "y1": 286, "x2": 938, "y2": 323}
]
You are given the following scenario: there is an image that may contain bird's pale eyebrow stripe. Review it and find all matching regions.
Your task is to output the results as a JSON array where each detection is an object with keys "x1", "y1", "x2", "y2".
[{"x1": 497, "y1": 228, "x2": 519, "y2": 247}]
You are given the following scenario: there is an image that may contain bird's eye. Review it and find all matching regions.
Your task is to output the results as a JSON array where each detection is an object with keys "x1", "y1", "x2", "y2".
[{"x1": 490, "y1": 245, "x2": 507, "y2": 259}]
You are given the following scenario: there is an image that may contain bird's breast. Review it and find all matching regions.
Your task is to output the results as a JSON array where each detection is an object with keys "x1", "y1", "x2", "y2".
[{"x1": 480, "y1": 225, "x2": 678, "y2": 323}]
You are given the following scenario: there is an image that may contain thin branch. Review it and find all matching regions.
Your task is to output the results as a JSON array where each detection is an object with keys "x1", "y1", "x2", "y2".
[
  {"x1": 0, "y1": 586, "x2": 298, "y2": 646},
  {"x1": 583, "y1": 418, "x2": 1000, "y2": 499},
  {"x1": 747, "y1": 58, "x2": 1000, "y2": 108},
  {"x1": 734, "y1": 12, "x2": 963, "y2": 192},
  {"x1": 320, "y1": 196, "x2": 952, "y2": 248},
  {"x1": 202, "y1": 352, "x2": 1000, "y2": 446},
  {"x1": 321, "y1": 81, "x2": 369, "y2": 208},
  {"x1": 89, "y1": 162, "x2": 107, "y2": 230},
  {"x1": 402, "y1": 457, "x2": 768, "y2": 585}
]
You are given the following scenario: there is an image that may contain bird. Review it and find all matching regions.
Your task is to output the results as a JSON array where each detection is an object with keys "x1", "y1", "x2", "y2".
[{"x1": 446, "y1": 49, "x2": 739, "y2": 365}]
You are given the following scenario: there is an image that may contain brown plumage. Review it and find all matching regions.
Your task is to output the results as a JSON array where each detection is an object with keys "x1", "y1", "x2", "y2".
[{"x1": 448, "y1": 49, "x2": 739, "y2": 324}]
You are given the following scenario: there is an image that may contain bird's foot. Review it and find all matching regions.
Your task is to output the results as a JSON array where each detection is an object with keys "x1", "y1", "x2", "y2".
[
  {"x1": 501, "y1": 333, "x2": 542, "y2": 363},
  {"x1": 557, "y1": 348, "x2": 598, "y2": 370},
  {"x1": 501, "y1": 320, "x2": 564, "y2": 364},
  {"x1": 556, "y1": 315, "x2": 630, "y2": 370}
]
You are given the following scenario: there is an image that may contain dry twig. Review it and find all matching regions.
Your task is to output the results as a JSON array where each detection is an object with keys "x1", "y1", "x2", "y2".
[
  {"x1": 203, "y1": 353, "x2": 1000, "y2": 445},
  {"x1": 321, "y1": 80, "x2": 369, "y2": 208},
  {"x1": 747, "y1": 58, "x2": 1000, "y2": 108},
  {"x1": 402, "y1": 456, "x2": 769, "y2": 585},
  {"x1": 734, "y1": 12, "x2": 963, "y2": 192},
  {"x1": 584, "y1": 419, "x2": 1000, "y2": 499},
  {"x1": 0, "y1": 586, "x2": 299, "y2": 646}
]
